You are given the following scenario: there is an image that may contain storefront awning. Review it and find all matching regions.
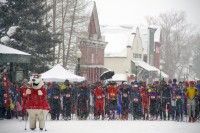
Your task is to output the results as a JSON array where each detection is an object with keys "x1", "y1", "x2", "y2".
[
  {"x1": 132, "y1": 60, "x2": 158, "y2": 72},
  {"x1": 132, "y1": 60, "x2": 169, "y2": 78},
  {"x1": 0, "y1": 44, "x2": 31, "y2": 63}
]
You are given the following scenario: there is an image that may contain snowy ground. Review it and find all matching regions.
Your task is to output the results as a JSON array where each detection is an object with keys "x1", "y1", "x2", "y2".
[{"x1": 0, "y1": 119, "x2": 200, "y2": 133}]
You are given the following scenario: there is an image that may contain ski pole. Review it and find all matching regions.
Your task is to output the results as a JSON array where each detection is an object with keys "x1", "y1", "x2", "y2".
[{"x1": 24, "y1": 111, "x2": 28, "y2": 130}]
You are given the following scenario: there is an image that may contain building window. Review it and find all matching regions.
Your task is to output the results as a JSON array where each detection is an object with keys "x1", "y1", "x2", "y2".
[{"x1": 133, "y1": 53, "x2": 142, "y2": 59}]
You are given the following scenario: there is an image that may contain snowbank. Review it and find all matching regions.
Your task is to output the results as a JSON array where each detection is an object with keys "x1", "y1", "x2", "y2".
[{"x1": 0, "y1": 120, "x2": 199, "y2": 133}]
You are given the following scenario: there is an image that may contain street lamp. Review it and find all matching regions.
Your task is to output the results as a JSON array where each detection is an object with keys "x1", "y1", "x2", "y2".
[
  {"x1": 188, "y1": 63, "x2": 192, "y2": 80},
  {"x1": 159, "y1": 65, "x2": 163, "y2": 81},
  {"x1": 76, "y1": 48, "x2": 82, "y2": 76},
  {"x1": 159, "y1": 59, "x2": 165, "y2": 81}
]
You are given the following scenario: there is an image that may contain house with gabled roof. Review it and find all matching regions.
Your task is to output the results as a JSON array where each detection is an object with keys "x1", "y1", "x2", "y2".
[
  {"x1": 77, "y1": 1, "x2": 107, "y2": 83},
  {"x1": 102, "y1": 26, "x2": 168, "y2": 82}
]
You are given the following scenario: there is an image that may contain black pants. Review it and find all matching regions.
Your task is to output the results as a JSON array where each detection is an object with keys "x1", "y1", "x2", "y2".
[
  {"x1": 77, "y1": 99, "x2": 88, "y2": 119},
  {"x1": 150, "y1": 99, "x2": 157, "y2": 116},
  {"x1": 63, "y1": 101, "x2": 72, "y2": 118},
  {"x1": 132, "y1": 101, "x2": 142, "y2": 120},
  {"x1": 156, "y1": 102, "x2": 162, "y2": 120},
  {"x1": 162, "y1": 98, "x2": 171, "y2": 120},
  {"x1": 51, "y1": 106, "x2": 60, "y2": 120},
  {"x1": 176, "y1": 100, "x2": 183, "y2": 121},
  {"x1": 5, "y1": 108, "x2": 11, "y2": 119},
  {"x1": 109, "y1": 100, "x2": 117, "y2": 111},
  {"x1": 122, "y1": 99, "x2": 129, "y2": 115},
  {"x1": 0, "y1": 107, "x2": 5, "y2": 119}
]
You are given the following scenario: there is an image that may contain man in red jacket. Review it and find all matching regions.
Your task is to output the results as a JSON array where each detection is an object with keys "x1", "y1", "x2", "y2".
[
  {"x1": 25, "y1": 74, "x2": 49, "y2": 131},
  {"x1": 140, "y1": 82, "x2": 149, "y2": 120},
  {"x1": 93, "y1": 82, "x2": 105, "y2": 120}
]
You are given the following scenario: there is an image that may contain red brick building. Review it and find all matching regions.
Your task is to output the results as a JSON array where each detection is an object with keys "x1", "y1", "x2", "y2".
[
  {"x1": 78, "y1": 2, "x2": 107, "y2": 83},
  {"x1": 154, "y1": 42, "x2": 161, "y2": 69}
]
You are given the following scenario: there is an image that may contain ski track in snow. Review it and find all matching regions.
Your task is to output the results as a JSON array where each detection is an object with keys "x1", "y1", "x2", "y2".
[{"x1": 0, "y1": 119, "x2": 200, "y2": 133}]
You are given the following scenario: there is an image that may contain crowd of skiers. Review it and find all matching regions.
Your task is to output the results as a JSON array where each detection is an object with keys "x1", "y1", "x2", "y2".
[{"x1": 0, "y1": 76, "x2": 200, "y2": 122}]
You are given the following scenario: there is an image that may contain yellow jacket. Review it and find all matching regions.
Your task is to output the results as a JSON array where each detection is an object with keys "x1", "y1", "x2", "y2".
[{"x1": 186, "y1": 87, "x2": 198, "y2": 100}]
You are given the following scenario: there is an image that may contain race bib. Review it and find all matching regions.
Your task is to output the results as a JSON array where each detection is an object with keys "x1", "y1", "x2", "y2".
[
  {"x1": 4, "y1": 94, "x2": 7, "y2": 98},
  {"x1": 171, "y1": 100, "x2": 176, "y2": 106},
  {"x1": 123, "y1": 93, "x2": 128, "y2": 97},
  {"x1": 133, "y1": 98, "x2": 138, "y2": 102},
  {"x1": 97, "y1": 96, "x2": 102, "y2": 99},
  {"x1": 66, "y1": 94, "x2": 71, "y2": 98},
  {"x1": 53, "y1": 96, "x2": 59, "y2": 99},
  {"x1": 110, "y1": 93, "x2": 115, "y2": 97},
  {"x1": 151, "y1": 96, "x2": 156, "y2": 99}
]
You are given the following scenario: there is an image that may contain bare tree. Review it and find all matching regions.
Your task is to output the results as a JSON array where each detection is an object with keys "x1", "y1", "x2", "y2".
[
  {"x1": 146, "y1": 11, "x2": 193, "y2": 79},
  {"x1": 52, "y1": 0, "x2": 57, "y2": 65},
  {"x1": 192, "y1": 33, "x2": 200, "y2": 78},
  {"x1": 46, "y1": 0, "x2": 90, "y2": 70},
  {"x1": 64, "y1": 0, "x2": 78, "y2": 67}
]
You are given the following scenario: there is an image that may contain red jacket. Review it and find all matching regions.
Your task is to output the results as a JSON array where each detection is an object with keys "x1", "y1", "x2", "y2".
[
  {"x1": 93, "y1": 86, "x2": 105, "y2": 102},
  {"x1": 25, "y1": 86, "x2": 49, "y2": 110},
  {"x1": 140, "y1": 87, "x2": 149, "y2": 109},
  {"x1": 107, "y1": 85, "x2": 118, "y2": 100},
  {"x1": 3, "y1": 91, "x2": 11, "y2": 108},
  {"x1": 20, "y1": 85, "x2": 28, "y2": 111}
]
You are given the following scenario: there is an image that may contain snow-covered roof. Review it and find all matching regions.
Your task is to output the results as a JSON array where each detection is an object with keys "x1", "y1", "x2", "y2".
[
  {"x1": 132, "y1": 60, "x2": 168, "y2": 78},
  {"x1": 132, "y1": 60, "x2": 157, "y2": 71},
  {"x1": 102, "y1": 25, "x2": 161, "y2": 55},
  {"x1": 41, "y1": 64, "x2": 85, "y2": 82},
  {"x1": 0, "y1": 43, "x2": 30, "y2": 55},
  {"x1": 104, "y1": 48, "x2": 127, "y2": 57},
  {"x1": 159, "y1": 71, "x2": 169, "y2": 78},
  {"x1": 132, "y1": 60, "x2": 158, "y2": 72},
  {"x1": 101, "y1": 25, "x2": 134, "y2": 55}
]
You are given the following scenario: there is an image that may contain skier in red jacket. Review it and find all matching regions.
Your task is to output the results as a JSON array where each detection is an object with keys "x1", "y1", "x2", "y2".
[
  {"x1": 106, "y1": 82, "x2": 118, "y2": 120},
  {"x1": 93, "y1": 82, "x2": 105, "y2": 120},
  {"x1": 140, "y1": 82, "x2": 149, "y2": 120}
]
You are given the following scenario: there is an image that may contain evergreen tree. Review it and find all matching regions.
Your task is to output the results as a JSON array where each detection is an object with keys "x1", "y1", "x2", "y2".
[{"x1": 0, "y1": 0, "x2": 58, "y2": 73}]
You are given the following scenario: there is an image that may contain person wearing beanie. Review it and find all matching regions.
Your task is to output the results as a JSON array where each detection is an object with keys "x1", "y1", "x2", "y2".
[{"x1": 186, "y1": 81, "x2": 198, "y2": 122}]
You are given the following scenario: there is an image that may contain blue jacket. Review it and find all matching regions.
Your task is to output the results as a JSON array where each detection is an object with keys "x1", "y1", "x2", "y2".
[
  {"x1": 196, "y1": 84, "x2": 200, "y2": 91},
  {"x1": 0, "y1": 87, "x2": 5, "y2": 107},
  {"x1": 117, "y1": 94, "x2": 122, "y2": 114}
]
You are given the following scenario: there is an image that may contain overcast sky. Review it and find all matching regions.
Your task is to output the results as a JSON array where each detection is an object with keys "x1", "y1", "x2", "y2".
[{"x1": 94, "y1": 0, "x2": 200, "y2": 27}]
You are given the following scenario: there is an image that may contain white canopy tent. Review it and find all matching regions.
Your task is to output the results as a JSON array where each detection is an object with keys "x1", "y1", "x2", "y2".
[{"x1": 41, "y1": 64, "x2": 85, "y2": 82}]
